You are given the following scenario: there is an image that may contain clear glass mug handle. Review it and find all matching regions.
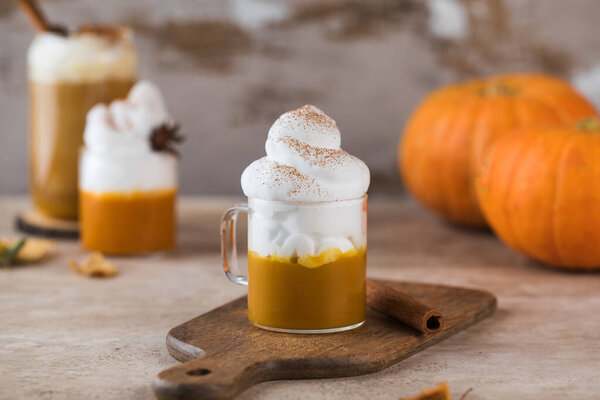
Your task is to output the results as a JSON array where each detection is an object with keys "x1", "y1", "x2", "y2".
[{"x1": 220, "y1": 203, "x2": 248, "y2": 286}]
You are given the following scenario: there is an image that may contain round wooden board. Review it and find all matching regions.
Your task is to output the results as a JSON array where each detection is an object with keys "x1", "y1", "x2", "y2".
[{"x1": 16, "y1": 210, "x2": 79, "y2": 239}]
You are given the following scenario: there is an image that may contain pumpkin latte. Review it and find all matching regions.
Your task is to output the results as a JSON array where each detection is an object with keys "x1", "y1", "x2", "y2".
[
  {"x1": 239, "y1": 105, "x2": 370, "y2": 333},
  {"x1": 79, "y1": 81, "x2": 179, "y2": 255}
]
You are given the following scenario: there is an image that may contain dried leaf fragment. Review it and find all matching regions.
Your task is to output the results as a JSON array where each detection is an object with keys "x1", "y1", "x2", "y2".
[
  {"x1": 399, "y1": 382, "x2": 451, "y2": 400},
  {"x1": 10, "y1": 238, "x2": 55, "y2": 263},
  {"x1": 69, "y1": 252, "x2": 118, "y2": 278}
]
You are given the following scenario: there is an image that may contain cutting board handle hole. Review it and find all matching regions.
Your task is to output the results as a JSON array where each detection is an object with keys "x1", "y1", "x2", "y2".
[{"x1": 186, "y1": 368, "x2": 211, "y2": 377}]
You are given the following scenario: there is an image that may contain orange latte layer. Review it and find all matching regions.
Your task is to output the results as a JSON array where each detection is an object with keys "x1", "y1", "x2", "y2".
[
  {"x1": 248, "y1": 248, "x2": 366, "y2": 331},
  {"x1": 80, "y1": 189, "x2": 176, "y2": 255},
  {"x1": 30, "y1": 79, "x2": 134, "y2": 219}
]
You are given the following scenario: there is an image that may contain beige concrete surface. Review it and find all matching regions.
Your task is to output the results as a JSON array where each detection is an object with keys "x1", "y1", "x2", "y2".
[{"x1": 0, "y1": 196, "x2": 599, "y2": 399}]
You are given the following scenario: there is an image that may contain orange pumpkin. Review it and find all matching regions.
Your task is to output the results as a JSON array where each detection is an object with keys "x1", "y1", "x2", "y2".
[
  {"x1": 399, "y1": 73, "x2": 595, "y2": 228},
  {"x1": 477, "y1": 117, "x2": 600, "y2": 270}
]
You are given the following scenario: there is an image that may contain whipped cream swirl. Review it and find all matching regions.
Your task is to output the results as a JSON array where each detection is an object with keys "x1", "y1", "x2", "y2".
[
  {"x1": 28, "y1": 29, "x2": 137, "y2": 83},
  {"x1": 242, "y1": 105, "x2": 370, "y2": 201},
  {"x1": 84, "y1": 81, "x2": 171, "y2": 155},
  {"x1": 80, "y1": 81, "x2": 177, "y2": 193}
]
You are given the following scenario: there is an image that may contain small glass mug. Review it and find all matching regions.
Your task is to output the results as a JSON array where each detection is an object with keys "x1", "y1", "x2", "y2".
[{"x1": 221, "y1": 195, "x2": 367, "y2": 333}]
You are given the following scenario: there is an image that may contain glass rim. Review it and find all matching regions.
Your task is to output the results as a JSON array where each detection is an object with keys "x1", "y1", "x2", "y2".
[{"x1": 248, "y1": 194, "x2": 367, "y2": 206}]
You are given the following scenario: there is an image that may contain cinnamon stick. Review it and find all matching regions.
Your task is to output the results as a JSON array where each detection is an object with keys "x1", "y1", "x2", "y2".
[
  {"x1": 15, "y1": 0, "x2": 68, "y2": 35},
  {"x1": 366, "y1": 279, "x2": 444, "y2": 334}
]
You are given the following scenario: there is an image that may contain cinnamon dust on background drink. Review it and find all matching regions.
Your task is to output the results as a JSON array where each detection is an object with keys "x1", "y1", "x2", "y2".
[{"x1": 28, "y1": 26, "x2": 137, "y2": 219}]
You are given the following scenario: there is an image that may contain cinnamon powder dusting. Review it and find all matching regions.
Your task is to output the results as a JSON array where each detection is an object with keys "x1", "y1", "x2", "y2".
[
  {"x1": 264, "y1": 162, "x2": 328, "y2": 198},
  {"x1": 77, "y1": 25, "x2": 129, "y2": 43},
  {"x1": 281, "y1": 105, "x2": 339, "y2": 139},
  {"x1": 276, "y1": 136, "x2": 347, "y2": 168}
]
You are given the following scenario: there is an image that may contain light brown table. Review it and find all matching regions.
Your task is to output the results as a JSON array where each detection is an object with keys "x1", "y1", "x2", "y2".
[{"x1": 0, "y1": 196, "x2": 598, "y2": 400}]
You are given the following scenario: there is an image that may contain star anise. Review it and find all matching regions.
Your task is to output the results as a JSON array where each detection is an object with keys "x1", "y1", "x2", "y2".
[{"x1": 150, "y1": 123, "x2": 184, "y2": 156}]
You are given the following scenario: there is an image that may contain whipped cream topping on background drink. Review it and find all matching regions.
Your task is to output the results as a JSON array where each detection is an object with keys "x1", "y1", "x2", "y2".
[
  {"x1": 241, "y1": 105, "x2": 370, "y2": 265},
  {"x1": 28, "y1": 27, "x2": 137, "y2": 220},
  {"x1": 28, "y1": 27, "x2": 137, "y2": 83},
  {"x1": 80, "y1": 81, "x2": 177, "y2": 193}
]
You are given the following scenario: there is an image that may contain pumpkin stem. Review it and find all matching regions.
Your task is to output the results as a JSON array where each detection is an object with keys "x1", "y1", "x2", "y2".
[
  {"x1": 576, "y1": 117, "x2": 600, "y2": 132},
  {"x1": 477, "y1": 84, "x2": 519, "y2": 97}
]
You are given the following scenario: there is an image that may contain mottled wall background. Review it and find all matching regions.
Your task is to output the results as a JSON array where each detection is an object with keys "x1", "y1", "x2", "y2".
[{"x1": 2, "y1": 0, "x2": 600, "y2": 196}]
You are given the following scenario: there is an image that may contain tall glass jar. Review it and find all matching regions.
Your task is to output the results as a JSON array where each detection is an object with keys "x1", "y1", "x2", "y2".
[{"x1": 28, "y1": 26, "x2": 137, "y2": 219}]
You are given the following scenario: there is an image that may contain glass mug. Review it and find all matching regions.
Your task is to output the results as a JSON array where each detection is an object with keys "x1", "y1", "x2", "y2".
[{"x1": 221, "y1": 195, "x2": 367, "y2": 333}]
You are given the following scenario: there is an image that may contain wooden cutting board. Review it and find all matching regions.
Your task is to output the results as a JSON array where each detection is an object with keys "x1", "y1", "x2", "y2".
[{"x1": 153, "y1": 280, "x2": 496, "y2": 400}]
